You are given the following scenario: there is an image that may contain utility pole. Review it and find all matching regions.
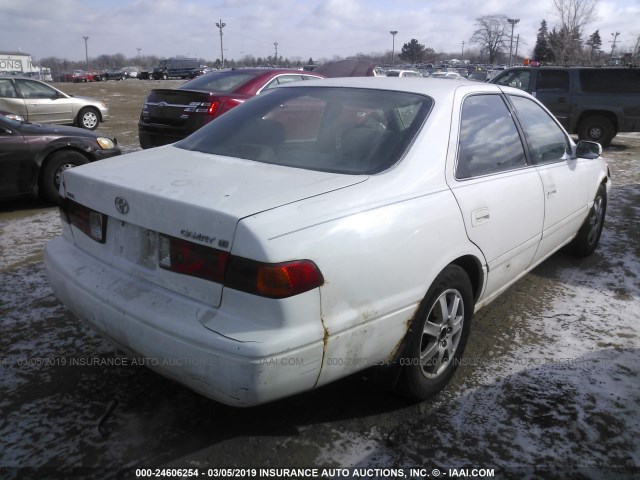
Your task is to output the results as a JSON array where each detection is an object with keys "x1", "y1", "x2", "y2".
[
  {"x1": 216, "y1": 19, "x2": 226, "y2": 69},
  {"x1": 82, "y1": 36, "x2": 89, "y2": 70},
  {"x1": 274, "y1": 42, "x2": 278, "y2": 66},
  {"x1": 461, "y1": 41, "x2": 465, "y2": 61},
  {"x1": 610, "y1": 32, "x2": 620, "y2": 57},
  {"x1": 507, "y1": 18, "x2": 520, "y2": 67}
]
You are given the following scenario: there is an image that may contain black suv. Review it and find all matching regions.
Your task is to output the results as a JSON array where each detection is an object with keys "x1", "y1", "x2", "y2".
[{"x1": 491, "y1": 67, "x2": 640, "y2": 146}]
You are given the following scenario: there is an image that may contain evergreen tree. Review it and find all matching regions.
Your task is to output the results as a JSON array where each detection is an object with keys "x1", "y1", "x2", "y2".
[
  {"x1": 585, "y1": 30, "x2": 602, "y2": 63},
  {"x1": 533, "y1": 20, "x2": 553, "y2": 64},
  {"x1": 399, "y1": 39, "x2": 426, "y2": 64}
]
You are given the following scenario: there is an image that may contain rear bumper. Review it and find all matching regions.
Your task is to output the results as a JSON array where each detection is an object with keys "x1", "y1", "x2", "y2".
[
  {"x1": 44, "y1": 236, "x2": 324, "y2": 407},
  {"x1": 138, "y1": 124, "x2": 189, "y2": 148}
]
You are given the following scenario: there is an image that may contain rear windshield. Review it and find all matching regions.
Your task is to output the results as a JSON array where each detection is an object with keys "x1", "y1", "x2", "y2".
[
  {"x1": 176, "y1": 86, "x2": 432, "y2": 175},
  {"x1": 178, "y1": 71, "x2": 257, "y2": 92}
]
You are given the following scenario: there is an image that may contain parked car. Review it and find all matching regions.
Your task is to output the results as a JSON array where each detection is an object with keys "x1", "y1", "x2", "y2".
[
  {"x1": 138, "y1": 68, "x2": 324, "y2": 148},
  {"x1": 386, "y1": 69, "x2": 422, "y2": 78},
  {"x1": 431, "y1": 71, "x2": 464, "y2": 80},
  {"x1": 64, "y1": 70, "x2": 96, "y2": 83},
  {"x1": 0, "y1": 76, "x2": 109, "y2": 130},
  {"x1": 467, "y1": 71, "x2": 489, "y2": 82},
  {"x1": 45, "y1": 78, "x2": 610, "y2": 407},
  {"x1": 490, "y1": 66, "x2": 640, "y2": 146},
  {"x1": 123, "y1": 66, "x2": 139, "y2": 78},
  {"x1": 101, "y1": 68, "x2": 126, "y2": 81},
  {"x1": 0, "y1": 111, "x2": 120, "y2": 202}
]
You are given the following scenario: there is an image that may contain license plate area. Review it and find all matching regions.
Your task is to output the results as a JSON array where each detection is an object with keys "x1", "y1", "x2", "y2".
[{"x1": 109, "y1": 219, "x2": 157, "y2": 270}]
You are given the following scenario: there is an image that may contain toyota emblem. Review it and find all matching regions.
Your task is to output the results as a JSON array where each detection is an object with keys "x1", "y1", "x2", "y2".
[{"x1": 114, "y1": 196, "x2": 130, "y2": 214}]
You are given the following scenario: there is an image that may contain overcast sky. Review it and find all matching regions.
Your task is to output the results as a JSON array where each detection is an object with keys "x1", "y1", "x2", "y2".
[{"x1": 1, "y1": 0, "x2": 638, "y2": 64}]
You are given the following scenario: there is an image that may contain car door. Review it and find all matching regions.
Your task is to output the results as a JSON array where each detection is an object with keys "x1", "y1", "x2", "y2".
[
  {"x1": 447, "y1": 93, "x2": 545, "y2": 301},
  {"x1": 531, "y1": 69, "x2": 572, "y2": 130},
  {"x1": 0, "y1": 118, "x2": 31, "y2": 198},
  {"x1": 14, "y1": 79, "x2": 73, "y2": 125},
  {"x1": 507, "y1": 93, "x2": 590, "y2": 263}
]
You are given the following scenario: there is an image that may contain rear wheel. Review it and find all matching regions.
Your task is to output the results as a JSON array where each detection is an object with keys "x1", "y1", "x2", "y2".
[
  {"x1": 41, "y1": 151, "x2": 88, "y2": 203},
  {"x1": 397, "y1": 265, "x2": 473, "y2": 399},
  {"x1": 578, "y1": 115, "x2": 615, "y2": 147},
  {"x1": 77, "y1": 107, "x2": 100, "y2": 130},
  {"x1": 569, "y1": 184, "x2": 607, "y2": 256}
]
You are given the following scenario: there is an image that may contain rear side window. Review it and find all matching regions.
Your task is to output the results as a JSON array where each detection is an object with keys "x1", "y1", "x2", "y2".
[
  {"x1": 456, "y1": 94, "x2": 527, "y2": 179},
  {"x1": 579, "y1": 69, "x2": 640, "y2": 94},
  {"x1": 536, "y1": 70, "x2": 569, "y2": 92}
]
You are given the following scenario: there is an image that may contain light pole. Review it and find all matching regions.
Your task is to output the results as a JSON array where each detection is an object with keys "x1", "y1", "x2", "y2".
[
  {"x1": 274, "y1": 42, "x2": 278, "y2": 67},
  {"x1": 390, "y1": 30, "x2": 398, "y2": 66},
  {"x1": 216, "y1": 19, "x2": 226, "y2": 69},
  {"x1": 461, "y1": 40, "x2": 465, "y2": 61},
  {"x1": 82, "y1": 35, "x2": 89, "y2": 70},
  {"x1": 507, "y1": 18, "x2": 520, "y2": 67}
]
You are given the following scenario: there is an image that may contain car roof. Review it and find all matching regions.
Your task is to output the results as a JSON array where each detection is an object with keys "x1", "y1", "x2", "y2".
[{"x1": 281, "y1": 76, "x2": 506, "y2": 101}]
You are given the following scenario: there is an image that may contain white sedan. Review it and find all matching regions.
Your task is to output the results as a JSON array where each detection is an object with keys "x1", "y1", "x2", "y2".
[{"x1": 45, "y1": 78, "x2": 610, "y2": 407}]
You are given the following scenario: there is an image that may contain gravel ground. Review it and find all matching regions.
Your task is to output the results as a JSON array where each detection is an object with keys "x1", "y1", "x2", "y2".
[{"x1": 0, "y1": 79, "x2": 638, "y2": 480}]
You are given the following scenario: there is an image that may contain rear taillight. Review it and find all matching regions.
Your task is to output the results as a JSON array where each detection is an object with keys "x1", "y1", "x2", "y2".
[
  {"x1": 60, "y1": 198, "x2": 107, "y2": 243},
  {"x1": 226, "y1": 257, "x2": 324, "y2": 299},
  {"x1": 158, "y1": 234, "x2": 228, "y2": 283},
  {"x1": 158, "y1": 235, "x2": 324, "y2": 298},
  {"x1": 207, "y1": 101, "x2": 219, "y2": 115}
]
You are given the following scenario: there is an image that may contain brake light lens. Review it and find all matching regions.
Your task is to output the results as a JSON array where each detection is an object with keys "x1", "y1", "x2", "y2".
[
  {"x1": 226, "y1": 257, "x2": 324, "y2": 299},
  {"x1": 61, "y1": 199, "x2": 107, "y2": 243},
  {"x1": 158, "y1": 235, "x2": 324, "y2": 298},
  {"x1": 158, "y1": 234, "x2": 229, "y2": 284}
]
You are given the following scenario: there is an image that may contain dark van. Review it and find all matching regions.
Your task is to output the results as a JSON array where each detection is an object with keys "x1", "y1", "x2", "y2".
[
  {"x1": 152, "y1": 58, "x2": 199, "y2": 80},
  {"x1": 491, "y1": 67, "x2": 640, "y2": 146}
]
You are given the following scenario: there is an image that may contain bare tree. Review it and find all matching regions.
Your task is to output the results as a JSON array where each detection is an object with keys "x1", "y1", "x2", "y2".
[
  {"x1": 550, "y1": 0, "x2": 599, "y2": 64},
  {"x1": 470, "y1": 15, "x2": 509, "y2": 64}
]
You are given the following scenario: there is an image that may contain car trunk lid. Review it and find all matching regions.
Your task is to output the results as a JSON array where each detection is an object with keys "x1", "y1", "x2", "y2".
[{"x1": 61, "y1": 145, "x2": 367, "y2": 306}]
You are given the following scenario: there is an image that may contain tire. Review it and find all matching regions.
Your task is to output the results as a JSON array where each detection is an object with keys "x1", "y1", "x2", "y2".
[
  {"x1": 396, "y1": 265, "x2": 473, "y2": 399},
  {"x1": 41, "y1": 151, "x2": 88, "y2": 203},
  {"x1": 77, "y1": 107, "x2": 100, "y2": 130},
  {"x1": 578, "y1": 115, "x2": 615, "y2": 147},
  {"x1": 569, "y1": 184, "x2": 607, "y2": 257}
]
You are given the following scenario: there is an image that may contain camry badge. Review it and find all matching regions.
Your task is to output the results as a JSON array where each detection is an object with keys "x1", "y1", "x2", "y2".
[{"x1": 114, "y1": 196, "x2": 130, "y2": 215}]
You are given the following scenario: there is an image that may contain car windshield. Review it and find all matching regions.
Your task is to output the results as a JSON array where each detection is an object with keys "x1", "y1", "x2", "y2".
[
  {"x1": 178, "y1": 71, "x2": 257, "y2": 92},
  {"x1": 176, "y1": 86, "x2": 433, "y2": 175}
]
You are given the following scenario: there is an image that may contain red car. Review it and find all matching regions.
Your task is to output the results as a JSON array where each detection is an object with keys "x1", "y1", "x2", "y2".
[
  {"x1": 64, "y1": 70, "x2": 96, "y2": 83},
  {"x1": 138, "y1": 68, "x2": 324, "y2": 149}
]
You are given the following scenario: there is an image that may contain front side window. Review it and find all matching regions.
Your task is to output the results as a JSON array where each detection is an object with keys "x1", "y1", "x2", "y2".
[
  {"x1": 509, "y1": 95, "x2": 570, "y2": 164},
  {"x1": 176, "y1": 87, "x2": 432, "y2": 175},
  {"x1": 493, "y1": 70, "x2": 531, "y2": 91},
  {"x1": 14, "y1": 79, "x2": 58, "y2": 99},
  {"x1": 456, "y1": 94, "x2": 527, "y2": 179}
]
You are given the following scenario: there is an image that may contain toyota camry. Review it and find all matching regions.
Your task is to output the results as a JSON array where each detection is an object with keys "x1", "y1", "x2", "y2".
[{"x1": 45, "y1": 78, "x2": 610, "y2": 407}]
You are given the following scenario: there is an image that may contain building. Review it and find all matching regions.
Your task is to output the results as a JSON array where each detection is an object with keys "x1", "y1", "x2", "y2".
[{"x1": 0, "y1": 51, "x2": 51, "y2": 80}]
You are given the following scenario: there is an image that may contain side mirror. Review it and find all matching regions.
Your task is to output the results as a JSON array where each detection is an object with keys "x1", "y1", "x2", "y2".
[{"x1": 576, "y1": 140, "x2": 602, "y2": 159}]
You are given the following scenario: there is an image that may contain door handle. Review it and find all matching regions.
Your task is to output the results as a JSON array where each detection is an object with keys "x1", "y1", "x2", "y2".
[
  {"x1": 546, "y1": 184, "x2": 557, "y2": 198},
  {"x1": 471, "y1": 208, "x2": 490, "y2": 226}
]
